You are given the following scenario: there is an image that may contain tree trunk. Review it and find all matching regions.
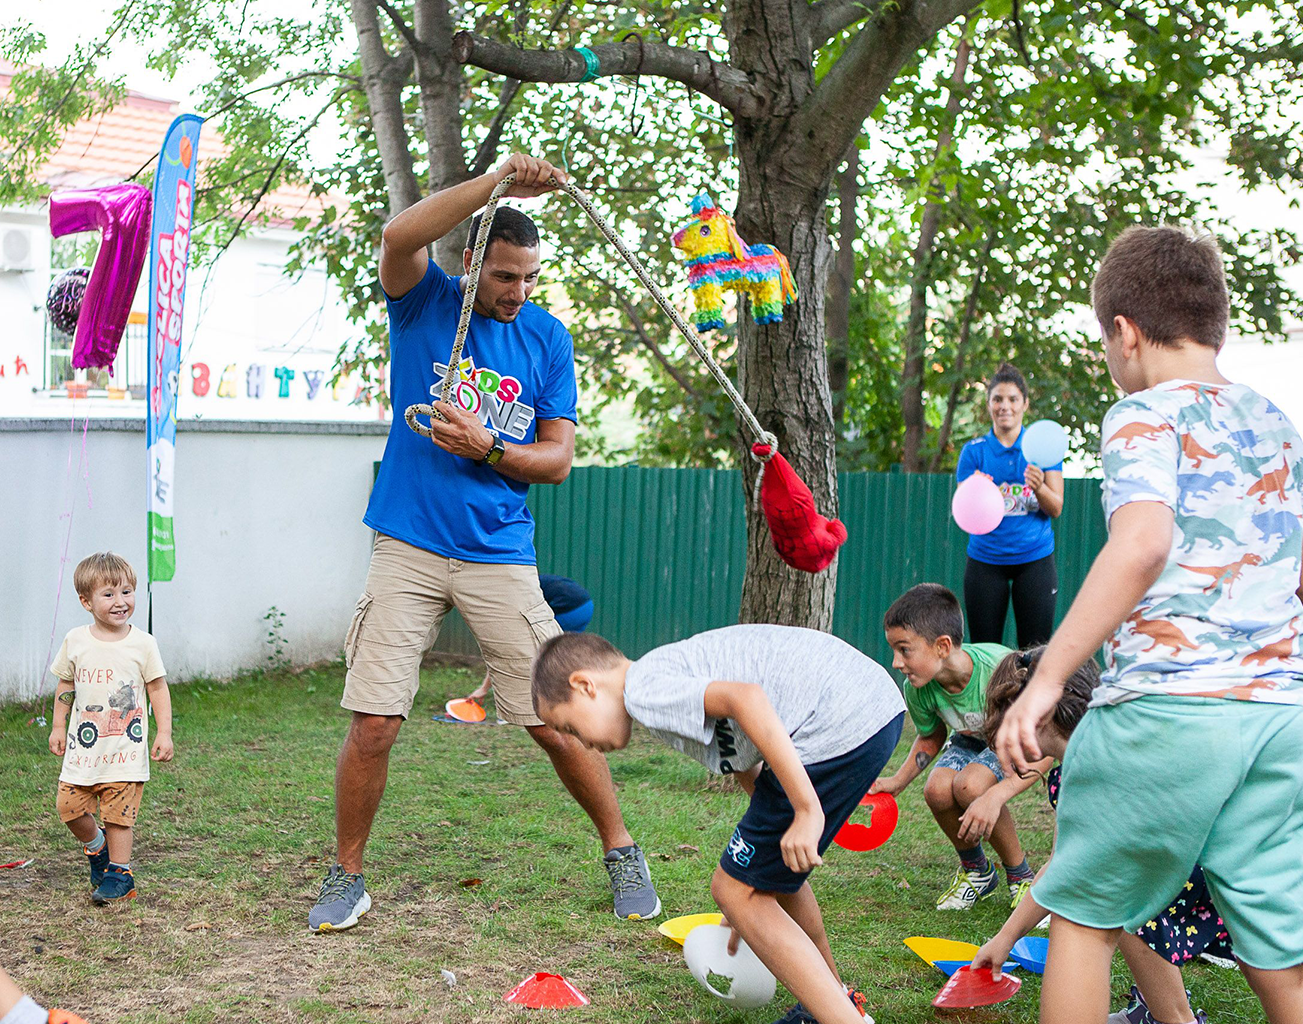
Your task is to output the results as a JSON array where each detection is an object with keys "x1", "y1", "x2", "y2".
[
  {"x1": 900, "y1": 33, "x2": 971, "y2": 472},
  {"x1": 722, "y1": 2, "x2": 839, "y2": 630},
  {"x1": 827, "y1": 145, "x2": 858, "y2": 430},
  {"x1": 732, "y1": 157, "x2": 839, "y2": 629},
  {"x1": 349, "y1": 0, "x2": 422, "y2": 221}
]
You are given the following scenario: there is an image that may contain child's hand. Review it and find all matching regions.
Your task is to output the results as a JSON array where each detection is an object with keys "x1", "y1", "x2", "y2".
[
  {"x1": 48, "y1": 730, "x2": 66, "y2": 756},
  {"x1": 151, "y1": 732, "x2": 174, "y2": 762},
  {"x1": 1024, "y1": 464, "x2": 1046, "y2": 490},
  {"x1": 779, "y1": 808, "x2": 825, "y2": 874},
  {"x1": 718, "y1": 914, "x2": 744, "y2": 956},
  {"x1": 868, "y1": 776, "x2": 903, "y2": 797},
  {"x1": 957, "y1": 792, "x2": 1003, "y2": 843},
  {"x1": 972, "y1": 936, "x2": 1013, "y2": 981},
  {"x1": 995, "y1": 676, "x2": 1063, "y2": 776}
]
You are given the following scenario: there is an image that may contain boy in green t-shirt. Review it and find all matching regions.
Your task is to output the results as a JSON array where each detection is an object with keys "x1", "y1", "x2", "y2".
[{"x1": 873, "y1": 583, "x2": 1049, "y2": 910}]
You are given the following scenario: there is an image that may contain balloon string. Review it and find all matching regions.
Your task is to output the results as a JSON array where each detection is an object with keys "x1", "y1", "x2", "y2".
[{"x1": 43, "y1": 409, "x2": 92, "y2": 711}]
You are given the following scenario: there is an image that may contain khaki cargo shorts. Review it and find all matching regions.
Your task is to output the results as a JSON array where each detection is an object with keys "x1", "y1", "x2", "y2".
[
  {"x1": 56, "y1": 780, "x2": 144, "y2": 826},
  {"x1": 341, "y1": 534, "x2": 560, "y2": 726}
]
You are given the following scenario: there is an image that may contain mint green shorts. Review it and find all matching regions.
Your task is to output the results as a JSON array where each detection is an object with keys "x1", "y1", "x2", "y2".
[{"x1": 1033, "y1": 695, "x2": 1303, "y2": 970}]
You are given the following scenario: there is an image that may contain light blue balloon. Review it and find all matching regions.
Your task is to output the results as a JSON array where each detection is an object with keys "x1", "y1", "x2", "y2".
[{"x1": 1022, "y1": 419, "x2": 1068, "y2": 468}]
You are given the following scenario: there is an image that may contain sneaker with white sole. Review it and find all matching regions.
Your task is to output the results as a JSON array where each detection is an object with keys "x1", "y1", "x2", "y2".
[
  {"x1": 309, "y1": 864, "x2": 371, "y2": 932},
  {"x1": 1106, "y1": 984, "x2": 1206, "y2": 1024},
  {"x1": 1009, "y1": 878, "x2": 1034, "y2": 909},
  {"x1": 936, "y1": 864, "x2": 1000, "y2": 910},
  {"x1": 604, "y1": 844, "x2": 662, "y2": 921}
]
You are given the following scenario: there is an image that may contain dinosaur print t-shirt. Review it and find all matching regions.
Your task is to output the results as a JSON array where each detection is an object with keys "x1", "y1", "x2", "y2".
[
  {"x1": 50, "y1": 625, "x2": 165, "y2": 784},
  {"x1": 1093, "y1": 379, "x2": 1303, "y2": 706}
]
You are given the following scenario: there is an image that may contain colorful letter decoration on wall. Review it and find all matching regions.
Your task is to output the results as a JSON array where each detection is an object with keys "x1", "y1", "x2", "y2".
[
  {"x1": 146, "y1": 113, "x2": 202, "y2": 584},
  {"x1": 274, "y1": 366, "x2": 295, "y2": 397},
  {"x1": 246, "y1": 364, "x2": 264, "y2": 398},
  {"x1": 217, "y1": 364, "x2": 237, "y2": 398},
  {"x1": 49, "y1": 184, "x2": 153, "y2": 368}
]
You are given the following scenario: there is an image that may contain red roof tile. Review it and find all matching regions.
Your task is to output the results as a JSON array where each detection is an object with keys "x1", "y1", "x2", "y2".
[{"x1": 1, "y1": 64, "x2": 331, "y2": 227}]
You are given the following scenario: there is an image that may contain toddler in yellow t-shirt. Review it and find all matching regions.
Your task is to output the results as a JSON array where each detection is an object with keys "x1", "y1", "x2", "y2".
[{"x1": 48, "y1": 552, "x2": 173, "y2": 904}]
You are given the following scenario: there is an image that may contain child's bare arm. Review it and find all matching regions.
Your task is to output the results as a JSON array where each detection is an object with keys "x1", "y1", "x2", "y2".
[
  {"x1": 997, "y1": 501, "x2": 1172, "y2": 774},
  {"x1": 48, "y1": 679, "x2": 74, "y2": 755},
  {"x1": 703, "y1": 681, "x2": 823, "y2": 873},
  {"x1": 870, "y1": 726, "x2": 946, "y2": 795},
  {"x1": 146, "y1": 677, "x2": 173, "y2": 761}
]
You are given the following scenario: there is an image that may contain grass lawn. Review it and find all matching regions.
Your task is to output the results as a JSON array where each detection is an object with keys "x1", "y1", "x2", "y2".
[{"x1": 0, "y1": 663, "x2": 1259, "y2": 1023}]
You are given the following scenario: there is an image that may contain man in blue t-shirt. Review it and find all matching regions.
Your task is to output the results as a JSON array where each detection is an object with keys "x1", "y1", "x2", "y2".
[{"x1": 310, "y1": 153, "x2": 660, "y2": 932}]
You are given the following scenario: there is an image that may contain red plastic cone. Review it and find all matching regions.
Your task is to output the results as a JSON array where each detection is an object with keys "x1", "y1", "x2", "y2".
[
  {"x1": 503, "y1": 972, "x2": 590, "y2": 1008},
  {"x1": 932, "y1": 965, "x2": 1021, "y2": 1009},
  {"x1": 833, "y1": 792, "x2": 899, "y2": 852},
  {"x1": 751, "y1": 443, "x2": 847, "y2": 573}
]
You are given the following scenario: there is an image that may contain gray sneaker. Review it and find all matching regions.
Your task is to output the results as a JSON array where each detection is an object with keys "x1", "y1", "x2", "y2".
[
  {"x1": 309, "y1": 864, "x2": 372, "y2": 932},
  {"x1": 603, "y1": 845, "x2": 662, "y2": 921}
]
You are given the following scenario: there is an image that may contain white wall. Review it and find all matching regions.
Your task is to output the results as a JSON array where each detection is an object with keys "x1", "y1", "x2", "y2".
[{"x1": 1, "y1": 418, "x2": 388, "y2": 701}]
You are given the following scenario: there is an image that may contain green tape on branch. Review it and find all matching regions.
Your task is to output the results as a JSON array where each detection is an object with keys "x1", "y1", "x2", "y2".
[{"x1": 575, "y1": 46, "x2": 600, "y2": 83}]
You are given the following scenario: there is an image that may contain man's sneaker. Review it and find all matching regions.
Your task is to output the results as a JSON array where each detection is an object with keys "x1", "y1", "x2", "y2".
[
  {"x1": 91, "y1": 865, "x2": 136, "y2": 904},
  {"x1": 309, "y1": 864, "x2": 371, "y2": 932},
  {"x1": 936, "y1": 864, "x2": 1000, "y2": 910},
  {"x1": 603, "y1": 845, "x2": 661, "y2": 921},
  {"x1": 84, "y1": 842, "x2": 110, "y2": 889},
  {"x1": 1009, "y1": 878, "x2": 1034, "y2": 909},
  {"x1": 769, "y1": 988, "x2": 875, "y2": 1024}
]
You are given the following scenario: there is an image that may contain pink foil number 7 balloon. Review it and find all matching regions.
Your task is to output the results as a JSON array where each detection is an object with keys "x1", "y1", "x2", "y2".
[{"x1": 48, "y1": 183, "x2": 153, "y2": 369}]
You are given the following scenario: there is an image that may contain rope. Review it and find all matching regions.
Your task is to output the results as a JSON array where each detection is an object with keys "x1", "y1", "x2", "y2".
[{"x1": 404, "y1": 173, "x2": 778, "y2": 461}]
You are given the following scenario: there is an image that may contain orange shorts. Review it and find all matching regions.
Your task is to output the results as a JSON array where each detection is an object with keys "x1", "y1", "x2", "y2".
[{"x1": 56, "y1": 781, "x2": 144, "y2": 826}]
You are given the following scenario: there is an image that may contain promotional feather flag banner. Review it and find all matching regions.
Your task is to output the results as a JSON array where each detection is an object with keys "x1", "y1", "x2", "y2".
[{"x1": 146, "y1": 114, "x2": 202, "y2": 583}]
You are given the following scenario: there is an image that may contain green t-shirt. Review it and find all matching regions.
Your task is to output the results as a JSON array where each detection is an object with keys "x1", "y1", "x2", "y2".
[{"x1": 903, "y1": 643, "x2": 1012, "y2": 740}]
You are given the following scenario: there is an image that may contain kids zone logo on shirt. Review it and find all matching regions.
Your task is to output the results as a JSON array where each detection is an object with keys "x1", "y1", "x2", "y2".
[
  {"x1": 432, "y1": 354, "x2": 535, "y2": 441},
  {"x1": 999, "y1": 481, "x2": 1040, "y2": 516}
]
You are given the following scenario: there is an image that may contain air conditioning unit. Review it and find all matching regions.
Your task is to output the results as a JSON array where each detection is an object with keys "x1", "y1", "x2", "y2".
[{"x1": 0, "y1": 228, "x2": 34, "y2": 272}]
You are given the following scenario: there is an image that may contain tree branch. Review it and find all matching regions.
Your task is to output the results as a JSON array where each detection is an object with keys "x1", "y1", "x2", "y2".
[
  {"x1": 930, "y1": 230, "x2": 995, "y2": 471},
  {"x1": 451, "y1": 31, "x2": 765, "y2": 119},
  {"x1": 375, "y1": 0, "x2": 425, "y2": 54},
  {"x1": 593, "y1": 273, "x2": 703, "y2": 400},
  {"x1": 211, "y1": 94, "x2": 340, "y2": 260},
  {"x1": 350, "y1": 0, "x2": 422, "y2": 217},
  {"x1": 786, "y1": 0, "x2": 983, "y2": 180},
  {"x1": 809, "y1": 0, "x2": 887, "y2": 47}
]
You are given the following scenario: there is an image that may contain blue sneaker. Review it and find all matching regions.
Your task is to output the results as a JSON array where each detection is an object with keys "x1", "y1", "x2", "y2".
[
  {"x1": 309, "y1": 864, "x2": 371, "y2": 932},
  {"x1": 84, "y1": 842, "x2": 110, "y2": 889},
  {"x1": 91, "y1": 865, "x2": 136, "y2": 904}
]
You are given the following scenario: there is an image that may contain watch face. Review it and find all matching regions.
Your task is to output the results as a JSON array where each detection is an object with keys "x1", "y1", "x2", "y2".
[{"x1": 486, "y1": 438, "x2": 505, "y2": 465}]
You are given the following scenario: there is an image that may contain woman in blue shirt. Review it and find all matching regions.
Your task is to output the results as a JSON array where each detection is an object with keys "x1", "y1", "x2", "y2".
[{"x1": 956, "y1": 364, "x2": 1064, "y2": 646}]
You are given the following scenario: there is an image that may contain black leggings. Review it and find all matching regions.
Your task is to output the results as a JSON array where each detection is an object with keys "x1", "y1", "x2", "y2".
[{"x1": 963, "y1": 553, "x2": 1059, "y2": 648}]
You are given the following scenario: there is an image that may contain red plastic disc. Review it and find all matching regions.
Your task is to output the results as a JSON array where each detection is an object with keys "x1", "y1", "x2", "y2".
[
  {"x1": 932, "y1": 965, "x2": 1021, "y2": 1009},
  {"x1": 833, "y1": 792, "x2": 899, "y2": 851},
  {"x1": 503, "y1": 972, "x2": 590, "y2": 1008}
]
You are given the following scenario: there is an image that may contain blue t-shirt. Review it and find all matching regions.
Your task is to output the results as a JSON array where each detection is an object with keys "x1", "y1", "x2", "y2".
[
  {"x1": 956, "y1": 428, "x2": 1061, "y2": 565},
  {"x1": 364, "y1": 261, "x2": 578, "y2": 564}
]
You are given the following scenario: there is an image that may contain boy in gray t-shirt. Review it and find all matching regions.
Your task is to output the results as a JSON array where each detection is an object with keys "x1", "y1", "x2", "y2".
[{"x1": 532, "y1": 624, "x2": 905, "y2": 1024}]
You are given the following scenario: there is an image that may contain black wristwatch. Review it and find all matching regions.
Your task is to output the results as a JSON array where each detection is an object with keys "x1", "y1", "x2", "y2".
[{"x1": 480, "y1": 435, "x2": 505, "y2": 466}]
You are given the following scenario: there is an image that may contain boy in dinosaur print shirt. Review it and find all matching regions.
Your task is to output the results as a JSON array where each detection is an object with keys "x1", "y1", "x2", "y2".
[{"x1": 994, "y1": 227, "x2": 1303, "y2": 1024}]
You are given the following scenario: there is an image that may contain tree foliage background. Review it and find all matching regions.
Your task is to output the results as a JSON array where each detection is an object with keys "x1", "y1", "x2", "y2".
[{"x1": 2, "y1": 0, "x2": 1301, "y2": 472}]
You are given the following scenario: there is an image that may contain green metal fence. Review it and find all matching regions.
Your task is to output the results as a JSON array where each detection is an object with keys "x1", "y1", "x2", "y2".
[{"x1": 431, "y1": 466, "x2": 1108, "y2": 667}]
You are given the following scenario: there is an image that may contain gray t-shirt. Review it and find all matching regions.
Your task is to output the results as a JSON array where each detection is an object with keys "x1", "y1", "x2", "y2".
[{"x1": 623, "y1": 624, "x2": 905, "y2": 775}]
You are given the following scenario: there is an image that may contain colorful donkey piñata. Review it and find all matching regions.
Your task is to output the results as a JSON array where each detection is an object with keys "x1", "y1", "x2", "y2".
[{"x1": 671, "y1": 194, "x2": 797, "y2": 331}]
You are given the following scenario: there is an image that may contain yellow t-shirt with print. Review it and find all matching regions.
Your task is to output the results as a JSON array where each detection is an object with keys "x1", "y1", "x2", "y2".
[{"x1": 50, "y1": 625, "x2": 165, "y2": 785}]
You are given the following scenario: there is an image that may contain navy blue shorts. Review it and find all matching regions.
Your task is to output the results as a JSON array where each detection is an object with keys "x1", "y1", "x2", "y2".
[{"x1": 719, "y1": 712, "x2": 905, "y2": 894}]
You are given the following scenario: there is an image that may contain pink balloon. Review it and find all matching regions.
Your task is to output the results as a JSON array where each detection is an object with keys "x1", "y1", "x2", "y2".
[
  {"x1": 952, "y1": 475, "x2": 1005, "y2": 535},
  {"x1": 49, "y1": 183, "x2": 153, "y2": 370}
]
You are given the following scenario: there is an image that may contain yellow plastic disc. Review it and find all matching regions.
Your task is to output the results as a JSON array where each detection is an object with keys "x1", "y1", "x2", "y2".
[
  {"x1": 904, "y1": 936, "x2": 981, "y2": 965},
  {"x1": 657, "y1": 913, "x2": 723, "y2": 945}
]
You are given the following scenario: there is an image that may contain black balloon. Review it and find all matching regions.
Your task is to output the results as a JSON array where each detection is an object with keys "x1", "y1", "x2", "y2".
[{"x1": 46, "y1": 267, "x2": 91, "y2": 336}]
